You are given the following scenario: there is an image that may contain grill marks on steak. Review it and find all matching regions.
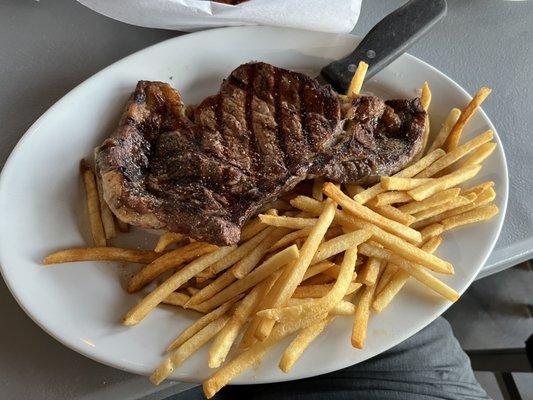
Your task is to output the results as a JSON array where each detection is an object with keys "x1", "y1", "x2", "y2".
[{"x1": 96, "y1": 62, "x2": 425, "y2": 245}]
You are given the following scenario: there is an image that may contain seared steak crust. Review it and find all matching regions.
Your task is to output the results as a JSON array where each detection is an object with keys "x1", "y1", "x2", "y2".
[{"x1": 96, "y1": 62, "x2": 425, "y2": 245}]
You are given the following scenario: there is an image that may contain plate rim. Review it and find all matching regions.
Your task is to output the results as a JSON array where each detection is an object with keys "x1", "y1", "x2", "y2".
[{"x1": 0, "y1": 25, "x2": 508, "y2": 383}]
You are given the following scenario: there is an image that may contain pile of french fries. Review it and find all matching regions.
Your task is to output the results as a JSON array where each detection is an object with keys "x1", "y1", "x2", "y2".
[{"x1": 44, "y1": 62, "x2": 499, "y2": 398}]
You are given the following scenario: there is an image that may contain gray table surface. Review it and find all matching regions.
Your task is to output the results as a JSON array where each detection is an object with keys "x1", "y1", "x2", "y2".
[{"x1": 1, "y1": 0, "x2": 532, "y2": 399}]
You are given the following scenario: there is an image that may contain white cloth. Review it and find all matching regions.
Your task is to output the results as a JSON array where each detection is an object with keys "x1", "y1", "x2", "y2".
[{"x1": 77, "y1": 0, "x2": 361, "y2": 33}]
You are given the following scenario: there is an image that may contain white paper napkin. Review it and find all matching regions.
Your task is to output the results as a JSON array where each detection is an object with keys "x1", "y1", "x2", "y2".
[{"x1": 78, "y1": 0, "x2": 361, "y2": 33}]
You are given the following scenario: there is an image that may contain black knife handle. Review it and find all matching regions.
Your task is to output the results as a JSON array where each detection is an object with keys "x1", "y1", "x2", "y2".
[{"x1": 321, "y1": 0, "x2": 447, "y2": 94}]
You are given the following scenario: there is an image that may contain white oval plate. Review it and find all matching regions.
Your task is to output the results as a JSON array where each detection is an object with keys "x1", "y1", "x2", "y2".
[{"x1": 0, "y1": 26, "x2": 507, "y2": 384}]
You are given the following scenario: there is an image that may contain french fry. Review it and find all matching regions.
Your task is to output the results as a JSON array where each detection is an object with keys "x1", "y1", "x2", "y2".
[
  {"x1": 416, "y1": 130, "x2": 493, "y2": 178},
  {"x1": 187, "y1": 270, "x2": 236, "y2": 307},
  {"x1": 420, "y1": 81, "x2": 431, "y2": 110},
  {"x1": 255, "y1": 199, "x2": 337, "y2": 340},
  {"x1": 154, "y1": 233, "x2": 184, "y2": 253},
  {"x1": 445, "y1": 87, "x2": 492, "y2": 151},
  {"x1": 203, "y1": 315, "x2": 326, "y2": 398},
  {"x1": 116, "y1": 219, "x2": 130, "y2": 233},
  {"x1": 373, "y1": 191, "x2": 413, "y2": 206},
  {"x1": 311, "y1": 230, "x2": 372, "y2": 264},
  {"x1": 97, "y1": 182, "x2": 116, "y2": 240},
  {"x1": 258, "y1": 246, "x2": 360, "y2": 322},
  {"x1": 353, "y1": 149, "x2": 445, "y2": 204},
  {"x1": 462, "y1": 181, "x2": 494, "y2": 196},
  {"x1": 166, "y1": 300, "x2": 236, "y2": 352},
  {"x1": 258, "y1": 214, "x2": 318, "y2": 229},
  {"x1": 186, "y1": 287, "x2": 200, "y2": 296},
  {"x1": 301, "y1": 260, "x2": 336, "y2": 281},
  {"x1": 399, "y1": 188, "x2": 460, "y2": 214},
  {"x1": 162, "y1": 292, "x2": 190, "y2": 308},
  {"x1": 303, "y1": 273, "x2": 335, "y2": 285},
  {"x1": 290, "y1": 196, "x2": 452, "y2": 274},
  {"x1": 232, "y1": 227, "x2": 291, "y2": 279},
  {"x1": 279, "y1": 316, "x2": 334, "y2": 373},
  {"x1": 352, "y1": 265, "x2": 383, "y2": 348},
  {"x1": 413, "y1": 193, "x2": 476, "y2": 222},
  {"x1": 43, "y1": 247, "x2": 161, "y2": 265},
  {"x1": 407, "y1": 164, "x2": 481, "y2": 201},
  {"x1": 268, "y1": 227, "x2": 313, "y2": 253},
  {"x1": 80, "y1": 159, "x2": 106, "y2": 246},
  {"x1": 357, "y1": 257, "x2": 382, "y2": 286},
  {"x1": 192, "y1": 245, "x2": 299, "y2": 311},
  {"x1": 427, "y1": 108, "x2": 461, "y2": 152},
  {"x1": 123, "y1": 246, "x2": 236, "y2": 325},
  {"x1": 374, "y1": 264, "x2": 398, "y2": 294},
  {"x1": 345, "y1": 184, "x2": 365, "y2": 198},
  {"x1": 286, "y1": 299, "x2": 356, "y2": 315},
  {"x1": 292, "y1": 282, "x2": 361, "y2": 298},
  {"x1": 205, "y1": 226, "x2": 274, "y2": 278},
  {"x1": 240, "y1": 217, "x2": 269, "y2": 242},
  {"x1": 369, "y1": 204, "x2": 416, "y2": 226},
  {"x1": 372, "y1": 236, "x2": 442, "y2": 312},
  {"x1": 257, "y1": 199, "x2": 292, "y2": 214},
  {"x1": 412, "y1": 187, "x2": 496, "y2": 229},
  {"x1": 380, "y1": 177, "x2": 434, "y2": 191},
  {"x1": 127, "y1": 242, "x2": 218, "y2": 293},
  {"x1": 359, "y1": 243, "x2": 458, "y2": 302},
  {"x1": 420, "y1": 223, "x2": 444, "y2": 242},
  {"x1": 461, "y1": 142, "x2": 497, "y2": 168},
  {"x1": 312, "y1": 178, "x2": 324, "y2": 201},
  {"x1": 152, "y1": 315, "x2": 230, "y2": 385},
  {"x1": 323, "y1": 183, "x2": 422, "y2": 244},
  {"x1": 208, "y1": 275, "x2": 276, "y2": 368},
  {"x1": 347, "y1": 61, "x2": 368, "y2": 96},
  {"x1": 442, "y1": 204, "x2": 499, "y2": 231}
]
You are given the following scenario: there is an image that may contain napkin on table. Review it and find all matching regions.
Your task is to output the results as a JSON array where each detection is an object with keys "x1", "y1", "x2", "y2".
[{"x1": 78, "y1": 0, "x2": 361, "y2": 33}]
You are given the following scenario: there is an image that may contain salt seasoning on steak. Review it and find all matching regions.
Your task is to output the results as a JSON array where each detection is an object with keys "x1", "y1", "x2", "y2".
[{"x1": 96, "y1": 62, "x2": 425, "y2": 245}]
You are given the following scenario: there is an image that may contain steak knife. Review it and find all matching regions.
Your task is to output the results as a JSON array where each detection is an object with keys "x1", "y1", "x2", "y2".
[{"x1": 319, "y1": 0, "x2": 447, "y2": 94}]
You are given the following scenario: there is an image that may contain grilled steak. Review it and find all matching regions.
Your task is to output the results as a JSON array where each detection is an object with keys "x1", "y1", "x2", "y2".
[{"x1": 96, "y1": 62, "x2": 425, "y2": 245}]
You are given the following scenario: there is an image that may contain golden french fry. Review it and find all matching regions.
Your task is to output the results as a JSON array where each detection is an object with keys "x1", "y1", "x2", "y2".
[
  {"x1": 162, "y1": 292, "x2": 190, "y2": 308},
  {"x1": 269, "y1": 227, "x2": 313, "y2": 253},
  {"x1": 347, "y1": 61, "x2": 368, "y2": 96},
  {"x1": 442, "y1": 204, "x2": 499, "y2": 231},
  {"x1": 167, "y1": 300, "x2": 236, "y2": 352},
  {"x1": 255, "y1": 200, "x2": 337, "y2": 340},
  {"x1": 462, "y1": 181, "x2": 494, "y2": 196},
  {"x1": 399, "y1": 188, "x2": 460, "y2": 214},
  {"x1": 312, "y1": 178, "x2": 324, "y2": 201},
  {"x1": 408, "y1": 164, "x2": 482, "y2": 201},
  {"x1": 192, "y1": 245, "x2": 299, "y2": 311},
  {"x1": 286, "y1": 298, "x2": 355, "y2": 315},
  {"x1": 97, "y1": 181, "x2": 116, "y2": 240},
  {"x1": 374, "y1": 264, "x2": 398, "y2": 294},
  {"x1": 303, "y1": 273, "x2": 334, "y2": 285},
  {"x1": 187, "y1": 287, "x2": 200, "y2": 296},
  {"x1": 311, "y1": 230, "x2": 371, "y2": 264},
  {"x1": 353, "y1": 149, "x2": 445, "y2": 204},
  {"x1": 279, "y1": 316, "x2": 333, "y2": 373},
  {"x1": 461, "y1": 142, "x2": 497, "y2": 168},
  {"x1": 373, "y1": 191, "x2": 413, "y2": 206},
  {"x1": 154, "y1": 232, "x2": 184, "y2": 253},
  {"x1": 187, "y1": 270, "x2": 236, "y2": 307},
  {"x1": 127, "y1": 242, "x2": 218, "y2": 293},
  {"x1": 203, "y1": 315, "x2": 325, "y2": 398},
  {"x1": 427, "y1": 108, "x2": 461, "y2": 152},
  {"x1": 80, "y1": 159, "x2": 106, "y2": 246},
  {"x1": 413, "y1": 193, "x2": 476, "y2": 222},
  {"x1": 416, "y1": 130, "x2": 493, "y2": 178},
  {"x1": 352, "y1": 267, "x2": 382, "y2": 348},
  {"x1": 258, "y1": 214, "x2": 318, "y2": 229},
  {"x1": 232, "y1": 227, "x2": 291, "y2": 279},
  {"x1": 208, "y1": 276, "x2": 276, "y2": 368},
  {"x1": 420, "y1": 81, "x2": 431, "y2": 110},
  {"x1": 370, "y1": 204, "x2": 416, "y2": 226},
  {"x1": 359, "y1": 243, "x2": 458, "y2": 302},
  {"x1": 123, "y1": 246, "x2": 236, "y2": 325},
  {"x1": 357, "y1": 257, "x2": 382, "y2": 286},
  {"x1": 420, "y1": 223, "x2": 444, "y2": 242},
  {"x1": 345, "y1": 184, "x2": 365, "y2": 198},
  {"x1": 372, "y1": 236, "x2": 442, "y2": 312},
  {"x1": 445, "y1": 87, "x2": 492, "y2": 151},
  {"x1": 240, "y1": 217, "x2": 269, "y2": 242},
  {"x1": 301, "y1": 261, "x2": 336, "y2": 281},
  {"x1": 152, "y1": 315, "x2": 230, "y2": 385},
  {"x1": 380, "y1": 177, "x2": 434, "y2": 191},
  {"x1": 43, "y1": 247, "x2": 161, "y2": 265},
  {"x1": 290, "y1": 196, "x2": 452, "y2": 274},
  {"x1": 292, "y1": 282, "x2": 361, "y2": 298},
  {"x1": 323, "y1": 183, "x2": 422, "y2": 243}
]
